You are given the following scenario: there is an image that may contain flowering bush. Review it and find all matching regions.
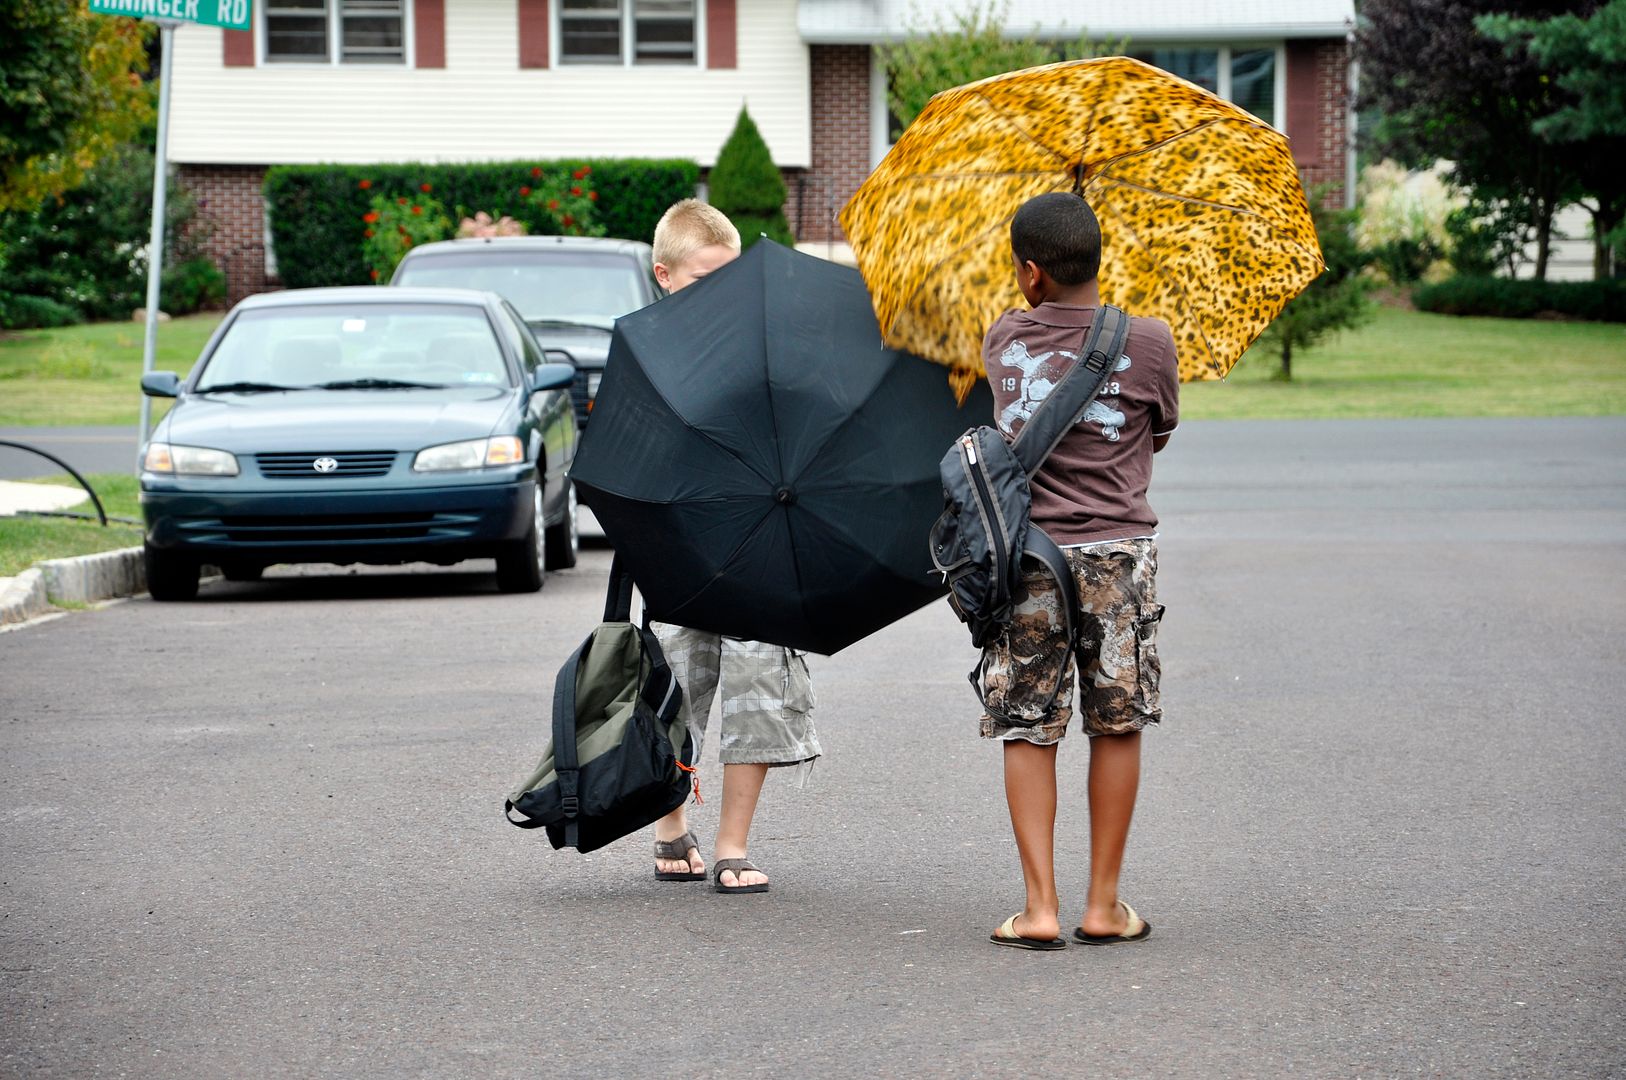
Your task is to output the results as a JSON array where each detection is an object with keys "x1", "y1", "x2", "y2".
[
  {"x1": 458, "y1": 211, "x2": 527, "y2": 238},
  {"x1": 359, "y1": 185, "x2": 452, "y2": 280},
  {"x1": 518, "y1": 165, "x2": 605, "y2": 237},
  {"x1": 1355, "y1": 160, "x2": 1464, "y2": 284}
]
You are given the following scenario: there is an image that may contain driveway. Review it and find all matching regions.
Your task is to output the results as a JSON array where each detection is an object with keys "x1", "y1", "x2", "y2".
[{"x1": 2, "y1": 417, "x2": 1622, "y2": 1077}]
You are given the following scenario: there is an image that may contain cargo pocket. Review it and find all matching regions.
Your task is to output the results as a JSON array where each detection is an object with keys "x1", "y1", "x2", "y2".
[
  {"x1": 784, "y1": 648, "x2": 816, "y2": 716},
  {"x1": 1132, "y1": 604, "x2": 1165, "y2": 722}
]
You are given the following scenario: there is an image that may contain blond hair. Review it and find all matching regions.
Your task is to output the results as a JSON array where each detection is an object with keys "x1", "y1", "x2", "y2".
[{"x1": 652, "y1": 199, "x2": 740, "y2": 270}]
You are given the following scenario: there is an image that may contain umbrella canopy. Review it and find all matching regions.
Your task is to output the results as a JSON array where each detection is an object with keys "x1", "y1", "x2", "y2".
[
  {"x1": 570, "y1": 239, "x2": 993, "y2": 655},
  {"x1": 840, "y1": 56, "x2": 1324, "y2": 395}
]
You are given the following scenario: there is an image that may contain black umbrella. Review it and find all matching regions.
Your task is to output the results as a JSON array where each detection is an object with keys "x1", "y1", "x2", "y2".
[{"x1": 570, "y1": 239, "x2": 993, "y2": 655}]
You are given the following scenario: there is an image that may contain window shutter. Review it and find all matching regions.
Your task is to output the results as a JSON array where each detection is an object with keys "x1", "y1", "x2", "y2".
[
  {"x1": 518, "y1": 0, "x2": 550, "y2": 69},
  {"x1": 415, "y1": 0, "x2": 446, "y2": 68},
  {"x1": 223, "y1": 25, "x2": 255, "y2": 67},
  {"x1": 706, "y1": 0, "x2": 735, "y2": 69}
]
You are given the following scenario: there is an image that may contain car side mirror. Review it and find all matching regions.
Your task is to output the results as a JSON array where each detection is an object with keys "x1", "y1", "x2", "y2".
[
  {"x1": 531, "y1": 362, "x2": 576, "y2": 392},
  {"x1": 141, "y1": 371, "x2": 182, "y2": 398}
]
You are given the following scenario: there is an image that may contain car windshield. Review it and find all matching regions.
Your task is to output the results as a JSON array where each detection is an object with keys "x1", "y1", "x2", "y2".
[
  {"x1": 394, "y1": 250, "x2": 646, "y2": 324},
  {"x1": 196, "y1": 304, "x2": 512, "y2": 391}
]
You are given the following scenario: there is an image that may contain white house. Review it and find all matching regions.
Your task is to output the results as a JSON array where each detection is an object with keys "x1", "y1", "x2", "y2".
[{"x1": 164, "y1": 0, "x2": 1356, "y2": 300}]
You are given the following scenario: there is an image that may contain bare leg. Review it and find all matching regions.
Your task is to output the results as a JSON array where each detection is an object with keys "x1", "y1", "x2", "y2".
[
  {"x1": 714, "y1": 762, "x2": 770, "y2": 887},
  {"x1": 653, "y1": 805, "x2": 703, "y2": 876},
  {"x1": 1000, "y1": 740, "x2": 1061, "y2": 941},
  {"x1": 1079, "y1": 731, "x2": 1141, "y2": 936}
]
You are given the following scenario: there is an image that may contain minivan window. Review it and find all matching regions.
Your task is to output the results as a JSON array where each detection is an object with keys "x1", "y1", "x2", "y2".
[{"x1": 394, "y1": 251, "x2": 646, "y2": 324}]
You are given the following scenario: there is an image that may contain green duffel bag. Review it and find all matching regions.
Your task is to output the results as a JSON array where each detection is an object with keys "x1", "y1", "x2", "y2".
[{"x1": 504, "y1": 557, "x2": 694, "y2": 852}]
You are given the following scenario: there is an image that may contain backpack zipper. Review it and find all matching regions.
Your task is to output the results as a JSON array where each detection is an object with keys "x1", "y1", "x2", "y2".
[{"x1": 961, "y1": 434, "x2": 1009, "y2": 609}]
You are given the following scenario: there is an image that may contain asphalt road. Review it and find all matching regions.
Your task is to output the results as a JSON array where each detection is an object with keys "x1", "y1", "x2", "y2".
[
  {"x1": 3, "y1": 417, "x2": 1623, "y2": 1078},
  {"x1": 0, "y1": 427, "x2": 142, "y2": 480}
]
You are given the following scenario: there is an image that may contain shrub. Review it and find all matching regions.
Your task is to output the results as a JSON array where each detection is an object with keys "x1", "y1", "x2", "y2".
[
  {"x1": 707, "y1": 108, "x2": 793, "y2": 249},
  {"x1": 161, "y1": 256, "x2": 226, "y2": 315},
  {"x1": 1356, "y1": 160, "x2": 1461, "y2": 284},
  {"x1": 1255, "y1": 188, "x2": 1375, "y2": 379},
  {"x1": 517, "y1": 164, "x2": 605, "y2": 238},
  {"x1": 264, "y1": 159, "x2": 699, "y2": 289},
  {"x1": 0, "y1": 293, "x2": 83, "y2": 329},
  {"x1": 360, "y1": 189, "x2": 453, "y2": 281},
  {"x1": 1412, "y1": 276, "x2": 1626, "y2": 321}
]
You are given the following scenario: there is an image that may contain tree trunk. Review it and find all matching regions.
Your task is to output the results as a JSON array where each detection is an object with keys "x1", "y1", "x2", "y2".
[
  {"x1": 1534, "y1": 191, "x2": 1555, "y2": 282},
  {"x1": 1281, "y1": 336, "x2": 1293, "y2": 381},
  {"x1": 1592, "y1": 198, "x2": 1621, "y2": 281}
]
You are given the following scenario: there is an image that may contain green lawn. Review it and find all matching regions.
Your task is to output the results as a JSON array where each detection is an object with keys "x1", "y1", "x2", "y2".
[
  {"x1": 0, "y1": 473, "x2": 144, "y2": 578},
  {"x1": 0, "y1": 306, "x2": 1621, "y2": 427},
  {"x1": 1184, "y1": 306, "x2": 1626, "y2": 419},
  {"x1": 0, "y1": 314, "x2": 221, "y2": 426}
]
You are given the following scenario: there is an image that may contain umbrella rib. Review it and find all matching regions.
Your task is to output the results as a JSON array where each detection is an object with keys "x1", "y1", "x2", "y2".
[
  {"x1": 1094, "y1": 195, "x2": 1223, "y2": 369},
  {"x1": 968, "y1": 89, "x2": 1074, "y2": 165},
  {"x1": 1092, "y1": 172, "x2": 1326, "y2": 260}
]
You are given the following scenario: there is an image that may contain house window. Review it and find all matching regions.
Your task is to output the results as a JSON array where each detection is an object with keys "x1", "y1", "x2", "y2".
[
  {"x1": 559, "y1": 0, "x2": 697, "y2": 66},
  {"x1": 265, "y1": 0, "x2": 408, "y2": 64},
  {"x1": 1130, "y1": 47, "x2": 1279, "y2": 129}
]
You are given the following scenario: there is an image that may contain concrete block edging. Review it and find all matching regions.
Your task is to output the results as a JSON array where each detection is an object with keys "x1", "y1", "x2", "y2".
[{"x1": 1, "y1": 546, "x2": 148, "y2": 626}]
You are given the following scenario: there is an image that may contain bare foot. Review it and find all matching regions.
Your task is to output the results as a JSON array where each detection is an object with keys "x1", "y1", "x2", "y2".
[
  {"x1": 654, "y1": 826, "x2": 703, "y2": 877},
  {"x1": 713, "y1": 849, "x2": 767, "y2": 889},
  {"x1": 1078, "y1": 899, "x2": 1131, "y2": 938},
  {"x1": 1004, "y1": 910, "x2": 1061, "y2": 942}
]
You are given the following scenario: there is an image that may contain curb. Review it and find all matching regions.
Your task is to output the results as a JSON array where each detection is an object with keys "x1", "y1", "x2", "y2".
[
  {"x1": 0, "y1": 546, "x2": 147, "y2": 627},
  {"x1": 0, "y1": 568, "x2": 52, "y2": 626}
]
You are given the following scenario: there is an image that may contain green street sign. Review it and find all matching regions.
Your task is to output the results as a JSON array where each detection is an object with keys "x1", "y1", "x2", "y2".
[{"x1": 89, "y1": 0, "x2": 252, "y2": 31}]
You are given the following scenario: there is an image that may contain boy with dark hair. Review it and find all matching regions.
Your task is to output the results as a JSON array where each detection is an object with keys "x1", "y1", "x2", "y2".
[{"x1": 982, "y1": 192, "x2": 1179, "y2": 950}]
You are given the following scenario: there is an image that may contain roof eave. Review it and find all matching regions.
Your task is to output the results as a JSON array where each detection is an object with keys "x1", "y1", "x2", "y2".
[{"x1": 800, "y1": 23, "x2": 1353, "y2": 46}]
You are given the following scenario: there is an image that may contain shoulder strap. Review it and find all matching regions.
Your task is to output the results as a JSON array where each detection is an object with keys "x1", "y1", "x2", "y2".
[
  {"x1": 1010, "y1": 305, "x2": 1130, "y2": 477},
  {"x1": 548, "y1": 634, "x2": 591, "y2": 847},
  {"x1": 604, "y1": 554, "x2": 635, "y2": 622}
]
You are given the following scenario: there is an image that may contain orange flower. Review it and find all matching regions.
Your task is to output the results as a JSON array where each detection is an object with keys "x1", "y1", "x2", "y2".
[
  {"x1": 548, "y1": 199, "x2": 559, "y2": 210},
  {"x1": 519, "y1": 186, "x2": 531, "y2": 196},
  {"x1": 358, "y1": 179, "x2": 372, "y2": 190},
  {"x1": 588, "y1": 190, "x2": 598, "y2": 202},
  {"x1": 363, "y1": 211, "x2": 380, "y2": 223},
  {"x1": 420, "y1": 182, "x2": 432, "y2": 193},
  {"x1": 397, "y1": 196, "x2": 408, "y2": 205},
  {"x1": 562, "y1": 214, "x2": 574, "y2": 227},
  {"x1": 571, "y1": 186, "x2": 582, "y2": 196},
  {"x1": 369, "y1": 268, "x2": 379, "y2": 279},
  {"x1": 364, "y1": 228, "x2": 374, "y2": 237},
  {"x1": 530, "y1": 167, "x2": 542, "y2": 179},
  {"x1": 573, "y1": 166, "x2": 591, "y2": 179},
  {"x1": 411, "y1": 205, "x2": 423, "y2": 215}
]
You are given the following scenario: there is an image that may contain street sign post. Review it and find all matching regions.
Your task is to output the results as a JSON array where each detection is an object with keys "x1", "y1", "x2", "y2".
[{"x1": 88, "y1": 1, "x2": 253, "y2": 451}]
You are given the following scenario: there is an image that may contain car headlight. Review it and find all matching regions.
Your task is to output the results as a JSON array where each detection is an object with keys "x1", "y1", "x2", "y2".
[
  {"x1": 412, "y1": 436, "x2": 525, "y2": 472},
  {"x1": 587, "y1": 372, "x2": 603, "y2": 397},
  {"x1": 142, "y1": 442, "x2": 240, "y2": 476}
]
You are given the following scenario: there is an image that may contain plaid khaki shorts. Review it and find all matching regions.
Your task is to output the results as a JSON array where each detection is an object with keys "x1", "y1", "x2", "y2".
[
  {"x1": 976, "y1": 537, "x2": 1164, "y2": 745},
  {"x1": 650, "y1": 623, "x2": 821, "y2": 767}
]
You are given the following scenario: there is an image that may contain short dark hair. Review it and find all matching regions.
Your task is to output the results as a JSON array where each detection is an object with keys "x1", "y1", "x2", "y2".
[{"x1": 1010, "y1": 192, "x2": 1101, "y2": 286}]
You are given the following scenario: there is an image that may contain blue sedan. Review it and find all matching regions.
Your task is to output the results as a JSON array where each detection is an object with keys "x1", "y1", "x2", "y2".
[{"x1": 138, "y1": 287, "x2": 579, "y2": 600}]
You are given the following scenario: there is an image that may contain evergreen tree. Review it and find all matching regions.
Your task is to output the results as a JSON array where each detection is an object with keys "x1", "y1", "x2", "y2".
[
  {"x1": 1256, "y1": 192, "x2": 1373, "y2": 381},
  {"x1": 708, "y1": 108, "x2": 793, "y2": 249}
]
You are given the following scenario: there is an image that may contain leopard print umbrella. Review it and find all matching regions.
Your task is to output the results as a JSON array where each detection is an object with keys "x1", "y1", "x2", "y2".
[{"x1": 840, "y1": 57, "x2": 1325, "y2": 399}]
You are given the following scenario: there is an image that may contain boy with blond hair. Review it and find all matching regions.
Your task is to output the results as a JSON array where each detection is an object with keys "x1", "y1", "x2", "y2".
[
  {"x1": 644, "y1": 198, "x2": 821, "y2": 893},
  {"x1": 980, "y1": 192, "x2": 1177, "y2": 950}
]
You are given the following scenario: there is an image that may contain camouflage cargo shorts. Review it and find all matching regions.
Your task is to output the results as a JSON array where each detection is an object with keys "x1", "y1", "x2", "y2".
[
  {"x1": 650, "y1": 623, "x2": 821, "y2": 768},
  {"x1": 976, "y1": 537, "x2": 1164, "y2": 745}
]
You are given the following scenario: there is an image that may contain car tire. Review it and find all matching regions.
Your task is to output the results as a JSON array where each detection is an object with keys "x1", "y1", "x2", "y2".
[
  {"x1": 221, "y1": 563, "x2": 264, "y2": 582},
  {"x1": 145, "y1": 543, "x2": 200, "y2": 602},
  {"x1": 494, "y1": 475, "x2": 546, "y2": 594},
  {"x1": 544, "y1": 482, "x2": 579, "y2": 571}
]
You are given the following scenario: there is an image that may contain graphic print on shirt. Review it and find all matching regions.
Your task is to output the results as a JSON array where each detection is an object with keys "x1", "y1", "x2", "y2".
[{"x1": 997, "y1": 339, "x2": 1132, "y2": 442}]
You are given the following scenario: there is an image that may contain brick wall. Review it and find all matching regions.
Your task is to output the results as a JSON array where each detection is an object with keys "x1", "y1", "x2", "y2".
[
  {"x1": 797, "y1": 44, "x2": 871, "y2": 243},
  {"x1": 176, "y1": 164, "x2": 278, "y2": 305},
  {"x1": 1287, "y1": 38, "x2": 1351, "y2": 208}
]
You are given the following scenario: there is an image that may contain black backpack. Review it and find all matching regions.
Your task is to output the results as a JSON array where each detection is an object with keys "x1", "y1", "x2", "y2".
[
  {"x1": 928, "y1": 305, "x2": 1131, "y2": 702},
  {"x1": 504, "y1": 557, "x2": 695, "y2": 852}
]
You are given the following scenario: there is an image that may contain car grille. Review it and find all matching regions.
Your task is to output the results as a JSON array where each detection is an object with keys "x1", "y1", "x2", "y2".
[
  {"x1": 256, "y1": 451, "x2": 398, "y2": 478},
  {"x1": 570, "y1": 371, "x2": 592, "y2": 428},
  {"x1": 179, "y1": 510, "x2": 484, "y2": 545}
]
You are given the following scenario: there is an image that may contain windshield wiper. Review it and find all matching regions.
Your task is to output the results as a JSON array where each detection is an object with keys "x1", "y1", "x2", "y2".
[
  {"x1": 527, "y1": 316, "x2": 616, "y2": 332},
  {"x1": 195, "y1": 381, "x2": 303, "y2": 394},
  {"x1": 315, "y1": 378, "x2": 447, "y2": 390}
]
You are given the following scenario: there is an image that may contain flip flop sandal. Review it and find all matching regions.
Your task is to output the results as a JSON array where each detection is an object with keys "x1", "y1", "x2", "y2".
[
  {"x1": 653, "y1": 830, "x2": 704, "y2": 881},
  {"x1": 712, "y1": 857, "x2": 770, "y2": 894},
  {"x1": 1072, "y1": 901, "x2": 1152, "y2": 945},
  {"x1": 989, "y1": 914, "x2": 1067, "y2": 951}
]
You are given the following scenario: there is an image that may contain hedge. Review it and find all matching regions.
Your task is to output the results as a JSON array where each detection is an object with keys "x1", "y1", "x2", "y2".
[
  {"x1": 1412, "y1": 276, "x2": 1626, "y2": 322},
  {"x1": 264, "y1": 158, "x2": 701, "y2": 289}
]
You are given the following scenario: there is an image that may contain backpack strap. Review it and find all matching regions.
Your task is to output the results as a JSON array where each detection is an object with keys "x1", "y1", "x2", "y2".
[
  {"x1": 1009, "y1": 305, "x2": 1131, "y2": 478},
  {"x1": 544, "y1": 634, "x2": 591, "y2": 846},
  {"x1": 604, "y1": 554, "x2": 635, "y2": 622}
]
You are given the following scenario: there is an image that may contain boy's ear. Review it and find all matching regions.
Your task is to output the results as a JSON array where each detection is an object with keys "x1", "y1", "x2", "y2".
[{"x1": 653, "y1": 262, "x2": 673, "y2": 291}]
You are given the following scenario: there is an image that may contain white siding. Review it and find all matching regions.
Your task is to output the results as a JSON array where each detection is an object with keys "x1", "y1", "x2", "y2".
[
  {"x1": 168, "y1": 0, "x2": 810, "y2": 167},
  {"x1": 798, "y1": 0, "x2": 1354, "y2": 43}
]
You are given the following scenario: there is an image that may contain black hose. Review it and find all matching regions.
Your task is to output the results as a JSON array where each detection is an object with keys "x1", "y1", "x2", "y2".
[{"x1": 0, "y1": 439, "x2": 110, "y2": 527}]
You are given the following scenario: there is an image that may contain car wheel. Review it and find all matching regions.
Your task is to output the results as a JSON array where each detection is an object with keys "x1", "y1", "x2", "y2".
[
  {"x1": 221, "y1": 563, "x2": 264, "y2": 582},
  {"x1": 144, "y1": 543, "x2": 200, "y2": 602},
  {"x1": 494, "y1": 476, "x2": 546, "y2": 593},
  {"x1": 544, "y1": 482, "x2": 580, "y2": 570}
]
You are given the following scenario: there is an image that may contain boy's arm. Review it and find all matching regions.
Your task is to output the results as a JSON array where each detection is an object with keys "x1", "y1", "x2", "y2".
[
  {"x1": 1150, "y1": 321, "x2": 1179, "y2": 453},
  {"x1": 1153, "y1": 433, "x2": 1172, "y2": 453}
]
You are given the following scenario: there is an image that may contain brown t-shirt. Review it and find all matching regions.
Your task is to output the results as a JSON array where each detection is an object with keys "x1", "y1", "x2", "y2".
[{"x1": 983, "y1": 303, "x2": 1179, "y2": 545}]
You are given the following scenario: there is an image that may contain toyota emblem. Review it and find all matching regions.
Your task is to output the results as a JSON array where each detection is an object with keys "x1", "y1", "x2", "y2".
[{"x1": 312, "y1": 457, "x2": 339, "y2": 473}]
